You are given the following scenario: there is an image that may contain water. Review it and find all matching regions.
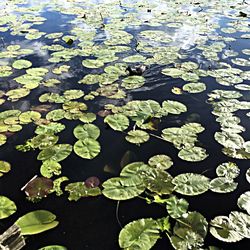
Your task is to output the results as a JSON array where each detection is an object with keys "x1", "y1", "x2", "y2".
[{"x1": 0, "y1": 0, "x2": 250, "y2": 249}]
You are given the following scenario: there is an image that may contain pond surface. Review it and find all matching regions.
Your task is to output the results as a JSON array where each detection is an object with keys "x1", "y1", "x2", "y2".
[{"x1": 0, "y1": 0, "x2": 250, "y2": 249}]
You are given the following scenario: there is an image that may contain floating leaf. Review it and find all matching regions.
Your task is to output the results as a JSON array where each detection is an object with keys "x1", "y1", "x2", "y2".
[
  {"x1": 39, "y1": 246, "x2": 67, "y2": 250},
  {"x1": 210, "y1": 177, "x2": 238, "y2": 193},
  {"x1": 73, "y1": 124, "x2": 100, "y2": 140},
  {"x1": 237, "y1": 191, "x2": 250, "y2": 215},
  {"x1": 52, "y1": 177, "x2": 69, "y2": 196},
  {"x1": 104, "y1": 114, "x2": 129, "y2": 131},
  {"x1": 166, "y1": 196, "x2": 189, "y2": 219},
  {"x1": 246, "y1": 169, "x2": 250, "y2": 184},
  {"x1": 102, "y1": 176, "x2": 145, "y2": 200},
  {"x1": 37, "y1": 144, "x2": 72, "y2": 162},
  {"x1": 15, "y1": 210, "x2": 59, "y2": 235},
  {"x1": 121, "y1": 75, "x2": 145, "y2": 89},
  {"x1": 140, "y1": 167, "x2": 174, "y2": 195},
  {"x1": 148, "y1": 154, "x2": 173, "y2": 170},
  {"x1": 12, "y1": 59, "x2": 32, "y2": 69},
  {"x1": 0, "y1": 160, "x2": 11, "y2": 177},
  {"x1": 215, "y1": 132, "x2": 244, "y2": 149},
  {"x1": 183, "y1": 82, "x2": 206, "y2": 93},
  {"x1": 24, "y1": 177, "x2": 53, "y2": 200},
  {"x1": 170, "y1": 211, "x2": 208, "y2": 249},
  {"x1": 178, "y1": 147, "x2": 208, "y2": 162},
  {"x1": 125, "y1": 130, "x2": 149, "y2": 144},
  {"x1": 65, "y1": 182, "x2": 101, "y2": 201},
  {"x1": 0, "y1": 134, "x2": 7, "y2": 146},
  {"x1": 172, "y1": 173, "x2": 210, "y2": 196},
  {"x1": 40, "y1": 160, "x2": 61, "y2": 178},
  {"x1": 74, "y1": 139, "x2": 100, "y2": 159},
  {"x1": 31, "y1": 134, "x2": 59, "y2": 150},
  {"x1": 216, "y1": 162, "x2": 240, "y2": 179},
  {"x1": 162, "y1": 100, "x2": 187, "y2": 115},
  {"x1": 210, "y1": 215, "x2": 244, "y2": 243},
  {"x1": 0, "y1": 196, "x2": 17, "y2": 219},
  {"x1": 229, "y1": 211, "x2": 250, "y2": 238},
  {"x1": 85, "y1": 177, "x2": 100, "y2": 188},
  {"x1": 119, "y1": 218, "x2": 160, "y2": 250},
  {"x1": 82, "y1": 59, "x2": 104, "y2": 69}
]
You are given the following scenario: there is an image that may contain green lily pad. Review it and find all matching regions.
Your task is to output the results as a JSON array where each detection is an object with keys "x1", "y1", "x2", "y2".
[
  {"x1": 166, "y1": 196, "x2": 189, "y2": 219},
  {"x1": 210, "y1": 177, "x2": 238, "y2": 193},
  {"x1": 12, "y1": 59, "x2": 32, "y2": 69},
  {"x1": 39, "y1": 246, "x2": 67, "y2": 250},
  {"x1": 15, "y1": 210, "x2": 59, "y2": 235},
  {"x1": 104, "y1": 114, "x2": 129, "y2": 131},
  {"x1": 40, "y1": 160, "x2": 62, "y2": 178},
  {"x1": 246, "y1": 169, "x2": 250, "y2": 184},
  {"x1": 148, "y1": 154, "x2": 173, "y2": 170},
  {"x1": 65, "y1": 182, "x2": 101, "y2": 201},
  {"x1": 0, "y1": 134, "x2": 7, "y2": 146},
  {"x1": 74, "y1": 138, "x2": 100, "y2": 159},
  {"x1": 73, "y1": 124, "x2": 100, "y2": 140},
  {"x1": 119, "y1": 218, "x2": 160, "y2": 250},
  {"x1": 46, "y1": 109, "x2": 65, "y2": 121},
  {"x1": 37, "y1": 144, "x2": 72, "y2": 162},
  {"x1": 102, "y1": 176, "x2": 145, "y2": 200},
  {"x1": 162, "y1": 100, "x2": 187, "y2": 115},
  {"x1": 0, "y1": 161, "x2": 11, "y2": 177},
  {"x1": 82, "y1": 59, "x2": 104, "y2": 68},
  {"x1": 172, "y1": 173, "x2": 210, "y2": 196},
  {"x1": 125, "y1": 130, "x2": 150, "y2": 144},
  {"x1": 121, "y1": 75, "x2": 145, "y2": 89},
  {"x1": 237, "y1": 191, "x2": 250, "y2": 215},
  {"x1": 183, "y1": 82, "x2": 206, "y2": 93},
  {"x1": 178, "y1": 147, "x2": 208, "y2": 162},
  {"x1": 0, "y1": 196, "x2": 17, "y2": 219},
  {"x1": 216, "y1": 162, "x2": 240, "y2": 179}
]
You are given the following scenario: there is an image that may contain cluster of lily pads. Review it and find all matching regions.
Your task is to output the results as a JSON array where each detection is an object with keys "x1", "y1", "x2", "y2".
[{"x1": 0, "y1": 0, "x2": 250, "y2": 249}]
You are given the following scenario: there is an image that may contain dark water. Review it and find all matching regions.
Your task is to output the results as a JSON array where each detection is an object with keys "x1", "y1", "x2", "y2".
[{"x1": 0, "y1": 0, "x2": 250, "y2": 249}]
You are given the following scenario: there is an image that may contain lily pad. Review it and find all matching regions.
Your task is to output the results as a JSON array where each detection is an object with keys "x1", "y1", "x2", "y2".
[
  {"x1": 74, "y1": 138, "x2": 100, "y2": 159},
  {"x1": 178, "y1": 147, "x2": 208, "y2": 162},
  {"x1": 172, "y1": 173, "x2": 210, "y2": 196},
  {"x1": 104, "y1": 114, "x2": 129, "y2": 131},
  {"x1": 37, "y1": 144, "x2": 72, "y2": 162},
  {"x1": 148, "y1": 154, "x2": 173, "y2": 170},
  {"x1": 0, "y1": 160, "x2": 11, "y2": 177},
  {"x1": 0, "y1": 196, "x2": 17, "y2": 219},
  {"x1": 65, "y1": 182, "x2": 101, "y2": 201},
  {"x1": 102, "y1": 176, "x2": 145, "y2": 200},
  {"x1": 125, "y1": 130, "x2": 150, "y2": 144},
  {"x1": 162, "y1": 100, "x2": 187, "y2": 115},
  {"x1": 210, "y1": 177, "x2": 238, "y2": 193},
  {"x1": 119, "y1": 218, "x2": 160, "y2": 250},
  {"x1": 73, "y1": 124, "x2": 100, "y2": 140},
  {"x1": 216, "y1": 162, "x2": 240, "y2": 179},
  {"x1": 12, "y1": 59, "x2": 32, "y2": 69},
  {"x1": 15, "y1": 210, "x2": 59, "y2": 235},
  {"x1": 237, "y1": 191, "x2": 250, "y2": 215}
]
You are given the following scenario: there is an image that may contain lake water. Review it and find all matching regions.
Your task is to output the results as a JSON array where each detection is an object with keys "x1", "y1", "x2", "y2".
[{"x1": 0, "y1": 0, "x2": 250, "y2": 249}]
